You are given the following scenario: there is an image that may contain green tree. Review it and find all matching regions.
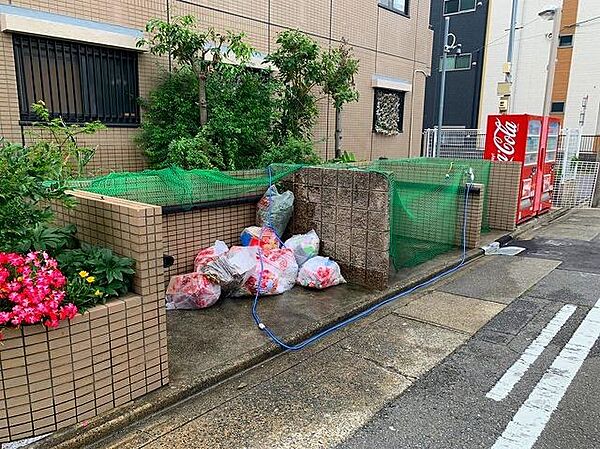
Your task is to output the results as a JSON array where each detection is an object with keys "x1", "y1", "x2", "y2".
[
  {"x1": 266, "y1": 30, "x2": 324, "y2": 142},
  {"x1": 138, "y1": 15, "x2": 253, "y2": 126},
  {"x1": 320, "y1": 40, "x2": 359, "y2": 158}
]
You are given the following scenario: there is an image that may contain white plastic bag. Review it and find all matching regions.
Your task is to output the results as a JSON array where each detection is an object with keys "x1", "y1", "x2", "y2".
[
  {"x1": 194, "y1": 240, "x2": 229, "y2": 272},
  {"x1": 284, "y1": 230, "x2": 320, "y2": 266},
  {"x1": 233, "y1": 247, "x2": 299, "y2": 297},
  {"x1": 296, "y1": 256, "x2": 346, "y2": 289},
  {"x1": 256, "y1": 186, "x2": 294, "y2": 237},
  {"x1": 165, "y1": 273, "x2": 221, "y2": 310},
  {"x1": 200, "y1": 246, "x2": 258, "y2": 294}
]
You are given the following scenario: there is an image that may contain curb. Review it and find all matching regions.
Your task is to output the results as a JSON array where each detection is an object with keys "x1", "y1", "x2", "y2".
[{"x1": 26, "y1": 207, "x2": 572, "y2": 449}]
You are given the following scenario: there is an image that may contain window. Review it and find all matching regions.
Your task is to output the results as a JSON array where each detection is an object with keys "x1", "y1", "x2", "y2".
[
  {"x1": 551, "y1": 102, "x2": 565, "y2": 113},
  {"x1": 444, "y1": 0, "x2": 476, "y2": 15},
  {"x1": 439, "y1": 53, "x2": 472, "y2": 71},
  {"x1": 378, "y1": 0, "x2": 408, "y2": 16},
  {"x1": 559, "y1": 35, "x2": 573, "y2": 47},
  {"x1": 373, "y1": 88, "x2": 405, "y2": 135},
  {"x1": 13, "y1": 34, "x2": 140, "y2": 126}
]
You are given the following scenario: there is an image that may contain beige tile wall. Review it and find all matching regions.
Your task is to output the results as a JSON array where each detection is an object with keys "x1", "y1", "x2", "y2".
[
  {"x1": 487, "y1": 161, "x2": 522, "y2": 231},
  {"x1": 0, "y1": 0, "x2": 432, "y2": 171}
]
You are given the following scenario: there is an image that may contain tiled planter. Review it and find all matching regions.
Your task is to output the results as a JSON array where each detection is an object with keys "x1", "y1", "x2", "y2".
[{"x1": 0, "y1": 294, "x2": 167, "y2": 442}]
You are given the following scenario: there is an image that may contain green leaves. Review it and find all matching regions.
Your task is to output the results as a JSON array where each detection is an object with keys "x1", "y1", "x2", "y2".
[{"x1": 14, "y1": 224, "x2": 78, "y2": 255}]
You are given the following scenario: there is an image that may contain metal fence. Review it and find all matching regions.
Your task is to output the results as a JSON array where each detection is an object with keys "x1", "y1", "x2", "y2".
[
  {"x1": 553, "y1": 156, "x2": 600, "y2": 208},
  {"x1": 559, "y1": 134, "x2": 600, "y2": 155},
  {"x1": 423, "y1": 128, "x2": 485, "y2": 159}
]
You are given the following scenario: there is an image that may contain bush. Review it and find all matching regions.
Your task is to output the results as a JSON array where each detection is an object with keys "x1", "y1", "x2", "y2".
[
  {"x1": 165, "y1": 135, "x2": 224, "y2": 170},
  {"x1": 260, "y1": 137, "x2": 321, "y2": 166},
  {"x1": 137, "y1": 68, "x2": 201, "y2": 167}
]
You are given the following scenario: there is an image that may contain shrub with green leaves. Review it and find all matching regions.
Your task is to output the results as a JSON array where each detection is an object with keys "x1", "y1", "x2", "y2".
[
  {"x1": 57, "y1": 244, "x2": 135, "y2": 300},
  {"x1": 166, "y1": 134, "x2": 224, "y2": 170},
  {"x1": 260, "y1": 137, "x2": 321, "y2": 166}
]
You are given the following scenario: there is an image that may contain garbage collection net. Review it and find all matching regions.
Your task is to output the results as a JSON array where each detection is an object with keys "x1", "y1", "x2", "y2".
[
  {"x1": 69, "y1": 164, "x2": 303, "y2": 207},
  {"x1": 369, "y1": 158, "x2": 491, "y2": 269}
]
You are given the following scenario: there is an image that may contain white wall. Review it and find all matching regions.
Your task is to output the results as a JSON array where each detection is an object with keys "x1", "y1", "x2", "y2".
[
  {"x1": 564, "y1": 1, "x2": 600, "y2": 134},
  {"x1": 479, "y1": 0, "x2": 560, "y2": 131}
]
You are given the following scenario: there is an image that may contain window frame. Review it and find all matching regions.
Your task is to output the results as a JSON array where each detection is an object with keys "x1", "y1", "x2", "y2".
[
  {"x1": 372, "y1": 87, "x2": 406, "y2": 135},
  {"x1": 550, "y1": 101, "x2": 565, "y2": 114},
  {"x1": 378, "y1": 0, "x2": 409, "y2": 18},
  {"x1": 443, "y1": 0, "x2": 477, "y2": 16},
  {"x1": 558, "y1": 35, "x2": 573, "y2": 48},
  {"x1": 438, "y1": 53, "x2": 472, "y2": 72},
  {"x1": 12, "y1": 33, "x2": 140, "y2": 127}
]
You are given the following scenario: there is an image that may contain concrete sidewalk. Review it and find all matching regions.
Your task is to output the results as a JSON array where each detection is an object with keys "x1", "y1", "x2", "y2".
[{"x1": 27, "y1": 211, "x2": 566, "y2": 449}]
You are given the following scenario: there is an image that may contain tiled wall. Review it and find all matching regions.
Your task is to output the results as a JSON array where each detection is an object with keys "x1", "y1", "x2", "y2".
[
  {"x1": 0, "y1": 191, "x2": 174, "y2": 444},
  {"x1": 0, "y1": 0, "x2": 433, "y2": 172},
  {"x1": 487, "y1": 161, "x2": 522, "y2": 231},
  {"x1": 163, "y1": 202, "x2": 258, "y2": 282},
  {"x1": 455, "y1": 184, "x2": 484, "y2": 249},
  {"x1": 286, "y1": 167, "x2": 391, "y2": 290}
]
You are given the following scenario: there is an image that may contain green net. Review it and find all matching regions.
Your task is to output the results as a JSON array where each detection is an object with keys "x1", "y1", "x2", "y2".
[
  {"x1": 369, "y1": 158, "x2": 491, "y2": 269},
  {"x1": 69, "y1": 164, "x2": 303, "y2": 207}
]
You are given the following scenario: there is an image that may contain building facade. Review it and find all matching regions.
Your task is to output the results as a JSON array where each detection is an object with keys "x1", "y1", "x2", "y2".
[
  {"x1": 423, "y1": 0, "x2": 489, "y2": 130},
  {"x1": 0, "y1": 0, "x2": 433, "y2": 173},
  {"x1": 480, "y1": 0, "x2": 600, "y2": 134}
]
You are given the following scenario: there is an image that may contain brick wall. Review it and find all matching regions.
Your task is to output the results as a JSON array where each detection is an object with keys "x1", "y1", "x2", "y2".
[
  {"x1": 487, "y1": 161, "x2": 521, "y2": 231},
  {"x1": 0, "y1": 191, "x2": 175, "y2": 444},
  {"x1": 0, "y1": 0, "x2": 432, "y2": 170}
]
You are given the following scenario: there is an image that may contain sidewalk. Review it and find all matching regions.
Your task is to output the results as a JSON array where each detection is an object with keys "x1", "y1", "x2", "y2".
[{"x1": 27, "y1": 210, "x2": 566, "y2": 449}]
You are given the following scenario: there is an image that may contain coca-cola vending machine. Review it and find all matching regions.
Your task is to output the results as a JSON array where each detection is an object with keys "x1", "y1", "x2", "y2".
[{"x1": 484, "y1": 114, "x2": 560, "y2": 224}]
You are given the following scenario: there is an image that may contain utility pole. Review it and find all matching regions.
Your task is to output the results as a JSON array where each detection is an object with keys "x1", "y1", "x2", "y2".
[
  {"x1": 498, "y1": 0, "x2": 518, "y2": 113},
  {"x1": 542, "y1": 7, "x2": 562, "y2": 116},
  {"x1": 435, "y1": 16, "x2": 450, "y2": 157}
]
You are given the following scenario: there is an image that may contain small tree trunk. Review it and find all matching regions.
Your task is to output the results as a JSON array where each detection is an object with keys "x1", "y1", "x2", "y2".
[
  {"x1": 334, "y1": 107, "x2": 342, "y2": 159},
  {"x1": 198, "y1": 74, "x2": 208, "y2": 126}
]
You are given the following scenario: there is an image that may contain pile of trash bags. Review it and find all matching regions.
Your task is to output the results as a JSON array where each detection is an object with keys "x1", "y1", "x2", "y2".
[{"x1": 166, "y1": 187, "x2": 346, "y2": 310}]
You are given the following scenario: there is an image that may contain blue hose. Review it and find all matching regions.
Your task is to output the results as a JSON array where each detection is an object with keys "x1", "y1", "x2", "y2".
[{"x1": 251, "y1": 166, "x2": 474, "y2": 351}]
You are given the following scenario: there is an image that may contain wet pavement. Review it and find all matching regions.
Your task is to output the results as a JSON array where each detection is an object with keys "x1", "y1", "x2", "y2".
[{"x1": 82, "y1": 208, "x2": 600, "y2": 449}]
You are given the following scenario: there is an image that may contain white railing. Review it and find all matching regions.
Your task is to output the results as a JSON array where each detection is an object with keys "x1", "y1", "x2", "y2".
[
  {"x1": 553, "y1": 158, "x2": 600, "y2": 208},
  {"x1": 423, "y1": 128, "x2": 484, "y2": 159}
]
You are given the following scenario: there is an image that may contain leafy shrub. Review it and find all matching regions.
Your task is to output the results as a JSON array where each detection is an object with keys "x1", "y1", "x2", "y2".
[
  {"x1": 57, "y1": 244, "x2": 135, "y2": 301},
  {"x1": 260, "y1": 137, "x2": 321, "y2": 166},
  {"x1": 165, "y1": 135, "x2": 224, "y2": 170},
  {"x1": 137, "y1": 68, "x2": 201, "y2": 167},
  {"x1": 13, "y1": 224, "x2": 78, "y2": 255},
  {"x1": 0, "y1": 139, "x2": 70, "y2": 252}
]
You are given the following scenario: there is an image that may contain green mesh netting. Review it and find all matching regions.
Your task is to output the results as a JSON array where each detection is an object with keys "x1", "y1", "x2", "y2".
[
  {"x1": 69, "y1": 164, "x2": 303, "y2": 207},
  {"x1": 369, "y1": 158, "x2": 491, "y2": 269}
]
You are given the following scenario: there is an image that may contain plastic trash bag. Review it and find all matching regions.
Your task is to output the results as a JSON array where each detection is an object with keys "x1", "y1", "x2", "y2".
[
  {"x1": 284, "y1": 229, "x2": 320, "y2": 266},
  {"x1": 233, "y1": 247, "x2": 299, "y2": 297},
  {"x1": 165, "y1": 273, "x2": 221, "y2": 310},
  {"x1": 256, "y1": 186, "x2": 294, "y2": 237},
  {"x1": 296, "y1": 256, "x2": 346, "y2": 289},
  {"x1": 240, "y1": 226, "x2": 280, "y2": 250},
  {"x1": 194, "y1": 240, "x2": 229, "y2": 272},
  {"x1": 200, "y1": 246, "x2": 258, "y2": 294}
]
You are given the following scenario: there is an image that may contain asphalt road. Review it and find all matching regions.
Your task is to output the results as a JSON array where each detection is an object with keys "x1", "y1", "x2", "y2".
[{"x1": 338, "y1": 209, "x2": 600, "y2": 449}]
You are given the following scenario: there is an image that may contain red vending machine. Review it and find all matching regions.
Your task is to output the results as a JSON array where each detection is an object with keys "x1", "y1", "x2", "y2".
[{"x1": 484, "y1": 114, "x2": 559, "y2": 224}]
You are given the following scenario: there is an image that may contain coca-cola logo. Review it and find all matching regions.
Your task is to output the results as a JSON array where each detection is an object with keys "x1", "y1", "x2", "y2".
[{"x1": 493, "y1": 118, "x2": 518, "y2": 161}]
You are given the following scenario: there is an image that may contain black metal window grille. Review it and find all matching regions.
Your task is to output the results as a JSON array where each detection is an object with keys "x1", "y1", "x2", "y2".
[{"x1": 13, "y1": 34, "x2": 140, "y2": 126}]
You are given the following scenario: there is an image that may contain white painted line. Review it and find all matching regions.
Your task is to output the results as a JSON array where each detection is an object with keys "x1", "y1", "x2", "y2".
[
  {"x1": 491, "y1": 299, "x2": 600, "y2": 449},
  {"x1": 486, "y1": 304, "x2": 577, "y2": 401}
]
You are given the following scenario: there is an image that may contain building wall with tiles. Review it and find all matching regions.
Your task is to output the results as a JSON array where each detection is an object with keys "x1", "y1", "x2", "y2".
[
  {"x1": 0, "y1": 0, "x2": 432, "y2": 172},
  {"x1": 0, "y1": 191, "x2": 174, "y2": 444},
  {"x1": 487, "y1": 161, "x2": 521, "y2": 231}
]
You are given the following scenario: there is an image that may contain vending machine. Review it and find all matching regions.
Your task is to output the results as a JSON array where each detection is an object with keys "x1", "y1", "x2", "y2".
[{"x1": 483, "y1": 114, "x2": 560, "y2": 224}]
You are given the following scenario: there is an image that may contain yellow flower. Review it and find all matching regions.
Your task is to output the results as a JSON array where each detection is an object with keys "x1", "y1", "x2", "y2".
[
  {"x1": 94, "y1": 290, "x2": 103, "y2": 297},
  {"x1": 16, "y1": 276, "x2": 23, "y2": 282},
  {"x1": 79, "y1": 271, "x2": 89, "y2": 278},
  {"x1": 86, "y1": 276, "x2": 95, "y2": 283}
]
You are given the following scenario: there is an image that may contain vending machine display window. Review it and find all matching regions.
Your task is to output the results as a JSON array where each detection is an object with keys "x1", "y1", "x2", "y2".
[
  {"x1": 525, "y1": 120, "x2": 542, "y2": 166},
  {"x1": 545, "y1": 121, "x2": 560, "y2": 162}
]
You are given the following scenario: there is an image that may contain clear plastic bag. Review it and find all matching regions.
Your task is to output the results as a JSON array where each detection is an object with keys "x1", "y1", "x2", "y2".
[
  {"x1": 200, "y1": 246, "x2": 258, "y2": 295},
  {"x1": 194, "y1": 240, "x2": 229, "y2": 272},
  {"x1": 240, "y1": 226, "x2": 280, "y2": 250},
  {"x1": 233, "y1": 248, "x2": 299, "y2": 296},
  {"x1": 284, "y1": 230, "x2": 320, "y2": 266},
  {"x1": 256, "y1": 186, "x2": 294, "y2": 237},
  {"x1": 165, "y1": 273, "x2": 221, "y2": 310},
  {"x1": 296, "y1": 256, "x2": 346, "y2": 289}
]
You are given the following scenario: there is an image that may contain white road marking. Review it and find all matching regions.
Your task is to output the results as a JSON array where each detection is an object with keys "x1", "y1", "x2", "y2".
[
  {"x1": 491, "y1": 299, "x2": 600, "y2": 449},
  {"x1": 486, "y1": 304, "x2": 577, "y2": 402}
]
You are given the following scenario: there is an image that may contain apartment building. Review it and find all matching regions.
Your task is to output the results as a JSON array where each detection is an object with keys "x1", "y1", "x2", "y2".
[
  {"x1": 480, "y1": 0, "x2": 600, "y2": 134},
  {"x1": 0, "y1": 0, "x2": 433, "y2": 173}
]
